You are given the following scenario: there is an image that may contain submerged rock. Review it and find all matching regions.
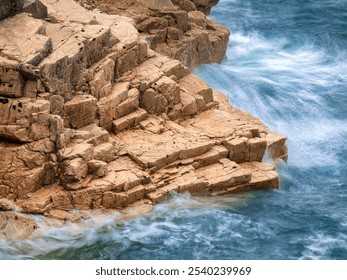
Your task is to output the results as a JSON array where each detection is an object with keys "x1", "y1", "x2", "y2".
[
  {"x1": 0, "y1": 211, "x2": 37, "y2": 240},
  {"x1": 0, "y1": 0, "x2": 287, "y2": 236}
]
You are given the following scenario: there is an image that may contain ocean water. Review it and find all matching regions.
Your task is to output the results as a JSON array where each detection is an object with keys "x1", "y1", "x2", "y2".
[{"x1": 1, "y1": 0, "x2": 347, "y2": 259}]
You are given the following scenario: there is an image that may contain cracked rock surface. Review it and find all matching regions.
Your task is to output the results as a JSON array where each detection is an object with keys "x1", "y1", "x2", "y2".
[{"x1": 76, "y1": 0, "x2": 230, "y2": 68}]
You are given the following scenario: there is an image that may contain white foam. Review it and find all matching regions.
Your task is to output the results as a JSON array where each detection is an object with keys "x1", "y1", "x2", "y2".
[
  {"x1": 227, "y1": 32, "x2": 287, "y2": 58},
  {"x1": 196, "y1": 28, "x2": 347, "y2": 170},
  {"x1": 301, "y1": 233, "x2": 347, "y2": 259}
]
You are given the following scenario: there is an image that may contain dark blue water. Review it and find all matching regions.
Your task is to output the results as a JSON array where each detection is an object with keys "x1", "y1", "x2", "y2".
[{"x1": 1, "y1": 0, "x2": 346, "y2": 260}]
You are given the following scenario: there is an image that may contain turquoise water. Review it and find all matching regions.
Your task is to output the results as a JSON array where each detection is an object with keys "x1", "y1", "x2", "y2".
[{"x1": 1, "y1": 0, "x2": 347, "y2": 259}]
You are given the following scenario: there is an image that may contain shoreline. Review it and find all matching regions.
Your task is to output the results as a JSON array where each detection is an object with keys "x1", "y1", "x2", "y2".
[{"x1": 0, "y1": 0, "x2": 287, "y2": 240}]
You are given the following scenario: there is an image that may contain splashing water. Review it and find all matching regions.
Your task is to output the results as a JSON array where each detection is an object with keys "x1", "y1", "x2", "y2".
[{"x1": 1, "y1": 0, "x2": 347, "y2": 259}]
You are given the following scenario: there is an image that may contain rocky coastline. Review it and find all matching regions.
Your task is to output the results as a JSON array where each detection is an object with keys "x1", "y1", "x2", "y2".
[{"x1": 0, "y1": 0, "x2": 287, "y2": 239}]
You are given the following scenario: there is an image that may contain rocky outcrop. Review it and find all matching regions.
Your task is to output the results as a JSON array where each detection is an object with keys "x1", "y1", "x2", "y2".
[
  {"x1": 76, "y1": 0, "x2": 229, "y2": 68},
  {"x1": 0, "y1": 0, "x2": 287, "y2": 229}
]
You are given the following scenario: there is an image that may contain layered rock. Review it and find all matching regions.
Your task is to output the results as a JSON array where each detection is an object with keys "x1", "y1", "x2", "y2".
[
  {"x1": 76, "y1": 0, "x2": 230, "y2": 68},
  {"x1": 0, "y1": 0, "x2": 287, "y2": 228}
]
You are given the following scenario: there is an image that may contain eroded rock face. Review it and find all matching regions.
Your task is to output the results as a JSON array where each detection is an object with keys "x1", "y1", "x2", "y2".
[
  {"x1": 0, "y1": 0, "x2": 287, "y2": 235},
  {"x1": 76, "y1": 0, "x2": 230, "y2": 68}
]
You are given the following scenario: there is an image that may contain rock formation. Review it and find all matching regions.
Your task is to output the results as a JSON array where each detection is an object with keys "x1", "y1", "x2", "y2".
[
  {"x1": 75, "y1": 0, "x2": 229, "y2": 68},
  {"x1": 0, "y1": 0, "x2": 287, "y2": 230}
]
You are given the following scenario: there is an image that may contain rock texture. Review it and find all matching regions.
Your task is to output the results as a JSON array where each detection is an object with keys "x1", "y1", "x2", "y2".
[
  {"x1": 0, "y1": 0, "x2": 287, "y2": 230},
  {"x1": 76, "y1": 0, "x2": 229, "y2": 68},
  {"x1": 0, "y1": 0, "x2": 24, "y2": 21},
  {"x1": 0, "y1": 211, "x2": 37, "y2": 240}
]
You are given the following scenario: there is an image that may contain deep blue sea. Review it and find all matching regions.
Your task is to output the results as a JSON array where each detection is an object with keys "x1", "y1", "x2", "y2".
[{"x1": 1, "y1": 0, "x2": 346, "y2": 259}]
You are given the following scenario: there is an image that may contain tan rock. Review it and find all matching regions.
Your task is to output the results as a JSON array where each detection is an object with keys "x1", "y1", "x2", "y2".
[
  {"x1": 97, "y1": 82, "x2": 129, "y2": 128},
  {"x1": 141, "y1": 76, "x2": 181, "y2": 115},
  {"x1": 166, "y1": 145, "x2": 229, "y2": 169},
  {"x1": 88, "y1": 159, "x2": 108, "y2": 177},
  {"x1": 85, "y1": 171, "x2": 122, "y2": 193},
  {"x1": 66, "y1": 213, "x2": 81, "y2": 222},
  {"x1": 93, "y1": 142, "x2": 115, "y2": 163},
  {"x1": 112, "y1": 108, "x2": 148, "y2": 133},
  {"x1": 115, "y1": 123, "x2": 215, "y2": 170},
  {"x1": 248, "y1": 137, "x2": 267, "y2": 162},
  {"x1": 120, "y1": 200, "x2": 154, "y2": 219},
  {"x1": 64, "y1": 95, "x2": 97, "y2": 129},
  {"x1": 102, "y1": 192, "x2": 129, "y2": 209},
  {"x1": 51, "y1": 190, "x2": 73, "y2": 211},
  {"x1": 107, "y1": 157, "x2": 150, "y2": 191},
  {"x1": 58, "y1": 143, "x2": 94, "y2": 161},
  {"x1": 0, "y1": 211, "x2": 37, "y2": 240},
  {"x1": 0, "y1": 198, "x2": 22, "y2": 211},
  {"x1": 0, "y1": 185, "x2": 11, "y2": 199},
  {"x1": 167, "y1": 27, "x2": 184, "y2": 41},
  {"x1": 0, "y1": 0, "x2": 287, "y2": 220},
  {"x1": 147, "y1": 184, "x2": 180, "y2": 204},
  {"x1": 141, "y1": 88, "x2": 168, "y2": 114},
  {"x1": 0, "y1": 13, "x2": 52, "y2": 65},
  {"x1": 79, "y1": 123, "x2": 110, "y2": 146},
  {"x1": 88, "y1": 58, "x2": 115, "y2": 99},
  {"x1": 19, "y1": 187, "x2": 58, "y2": 213},
  {"x1": 114, "y1": 88, "x2": 140, "y2": 119},
  {"x1": 214, "y1": 162, "x2": 279, "y2": 195},
  {"x1": 0, "y1": 98, "x2": 50, "y2": 142},
  {"x1": 197, "y1": 158, "x2": 252, "y2": 191},
  {"x1": 171, "y1": 0, "x2": 197, "y2": 12},
  {"x1": 50, "y1": 95, "x2": 65, "y2": 116},
  {"x1": 179, "y1": 73, "x2": 213, "y2": 103},
  {"x1": 140, "y1": 116, "x2": 166, "y2": 134},
  {"x1": 45, "y1": 209, "x2": 68, "y2": 220},
  {"x1": 266, "y1": 132, "x2": 288, "y2": 162},
  {"x1": 0, "y1": 63, "x2": 23, "y2": 98},
  {"x1": 71, "y1": 189, "x2": 93, "y2": 210},
  {"x1": 62, "y1": 157, "x2": 88, "y2": 182},
  {"x1": 179, "y1": 90, "x2": 200, "y2": 116},
  {"x1": 126, "y1": 185, "x2": 146, "y2": 204},
  {"x1": 0, "y1": 142, "x2": 52, "y2": 199},
  {"x1": 188, "y1": 11, "x2": 206, "y2": 28}
]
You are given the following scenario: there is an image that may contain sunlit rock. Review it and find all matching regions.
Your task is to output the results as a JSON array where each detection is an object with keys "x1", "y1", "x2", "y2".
[{"x1": 0, "y1": 0, "x2": 287, "y2": 236}]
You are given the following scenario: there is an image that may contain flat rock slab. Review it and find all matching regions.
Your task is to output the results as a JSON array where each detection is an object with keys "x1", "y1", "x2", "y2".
[
  {"x1": 146, "y1": 157, "x2": 277, "y2": 203},
  {"x1": 181, "y1": 108, "x2": 251, "y2": 139},
  {"x1": 0, "y1": 13, "x2": 52, "y2": 65},
  {"x1": 115, "y1": 121, "x2": 215, "y2": 170},
  {"x1": 41, "y1": 0, "x2": 137, "y2": 47},
  {"x1": 197, "y1": 158, "x2": 252, "y2": 191},
  {"x1": 214, "y1": 162, "x2": 279, "y2": 195}
]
